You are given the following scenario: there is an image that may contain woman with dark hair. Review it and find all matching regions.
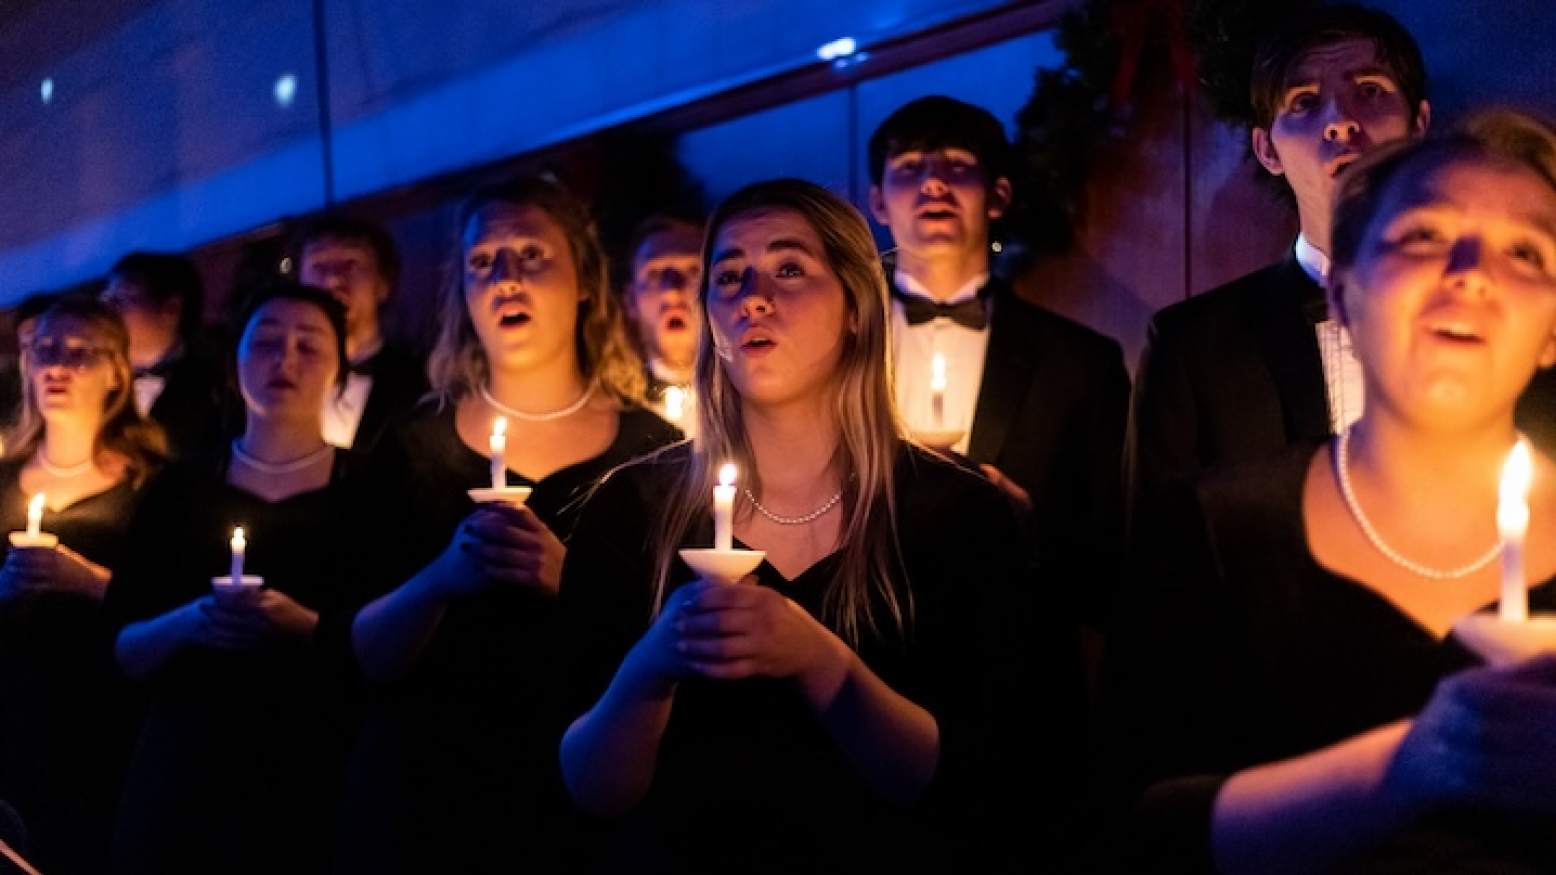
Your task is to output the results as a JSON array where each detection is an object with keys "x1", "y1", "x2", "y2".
[
  {"x1": 1103, "y1": 108, "x2": 1556, "y2": 873},
  {"x1": 0, "y1": 293, "x2": 165, "y2": 875},
  {"x1": 336, "y1": 174, "x2": 681, "y2": 874},
  {"x1": 105, "y1": 280, "x2": 367, "y2": 875},
  {"x1": 557, "y1": 178, "x2": 1068, "y2": 872}
]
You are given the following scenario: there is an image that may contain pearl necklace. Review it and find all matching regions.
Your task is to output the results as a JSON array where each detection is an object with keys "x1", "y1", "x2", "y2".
[
  {"x1": 480, "y1": 383, "x2": 596, "y2": 423},
  {"x1": 38, "y1": 451, "x2": 94, "y2": 478},
  {"x1": 231, "y1": 440, "x2": 334, "y2": 476},
  {"x1": 1333, "y1": 428, "x2": 1502, "y2": 580},
  {"x1": 744, "y1": 487, "x2": 843, "y2": 526}
]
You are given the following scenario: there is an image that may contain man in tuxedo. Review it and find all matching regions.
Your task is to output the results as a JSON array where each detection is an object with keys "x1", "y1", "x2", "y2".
[
  {"x1": 291, "y1": 213, "x2": 428, "y2": 455},
  {"x1": 1126, "y1": 4, "x2": 1431, "y2": 527},
  {"x1": 102, "y1": 252, "x2": 239, "y2": 457},
  {"x1": 868, "y1": 94, "x2": 1125, "y2": 869},
  {"x1": 621, "y1": 213, "x2": 703, "y2": 434},
  {"x1": 868, "y1": 95, "x2": 1130, "y2": 629}
]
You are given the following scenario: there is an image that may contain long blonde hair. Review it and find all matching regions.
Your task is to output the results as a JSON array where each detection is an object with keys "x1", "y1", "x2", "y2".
[
  {"x1": 646, "y1": 179, "x2": 909, "y2": 646},
  {"x1": 6, "y1": 295, "x2": 167, "y2": 488},
  {"x1": 425, "y1": 174, "x2": 647, "y2": 407}
]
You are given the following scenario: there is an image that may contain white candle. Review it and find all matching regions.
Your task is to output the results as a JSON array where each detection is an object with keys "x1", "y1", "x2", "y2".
[
  {"x1": 230, "y1": 527, "x2": 247, "y2": 582},
  {"x1": 714, "y1": 463, "x2": 736, "y2": 551},
  {"x1": 25, "y1": 493, "x2": 43, "y2": 538},
  {"x1": 664, "y1": 386, "x2": 686, "y2": 423},
  {"x1": 930, "y1": 353, "x2": 947, "y2": 429},
  {"x1": 489, "y1": 417, "x2": 507, "y2": 491},
  {"x1": 1498, "y1": 439, "x2": 1532, "y2": 623}
]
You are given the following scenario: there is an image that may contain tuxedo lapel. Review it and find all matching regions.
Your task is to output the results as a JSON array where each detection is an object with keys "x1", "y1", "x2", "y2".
[
  {"x1": 1254, "y1": 255, "x2": 1330, "y2": 441},
  {"x1": 967, "y1": 281, "x2": 1035, "y2": 465}
]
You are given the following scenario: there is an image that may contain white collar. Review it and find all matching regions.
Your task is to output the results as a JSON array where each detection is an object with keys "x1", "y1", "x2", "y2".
[
  {"x1": 1294, "y1": 233, "x2": 1330, "y2": 287},
  {"x1": 648, "y1": 357, "x2": 692, "y2": 386},
  {"x1": 893, "y1": 269, "x2": 989, "y2": 305}
]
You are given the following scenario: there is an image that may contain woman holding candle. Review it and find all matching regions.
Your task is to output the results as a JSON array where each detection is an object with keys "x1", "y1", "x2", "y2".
[
  {"x1": 104, "y1": 280, "x2": 368, "y2": 875},
  {"x1": 1100, "y1": 108, "x2": 1556, "y2": 873},
  {"x1": 557, "y1": 178, "x2": 1079, "y2": 872},
  {"x1": 336, "y1": 174, "x2": 680, "y2": 874},
  {"x1": 0, "y1": 294, "x2": 165, "y2": 875}
]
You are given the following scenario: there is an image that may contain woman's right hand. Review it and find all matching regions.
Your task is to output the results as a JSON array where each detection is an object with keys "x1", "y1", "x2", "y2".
[{"x1": 1386, "y1": 654, "x2": 1556, "y2": 814}]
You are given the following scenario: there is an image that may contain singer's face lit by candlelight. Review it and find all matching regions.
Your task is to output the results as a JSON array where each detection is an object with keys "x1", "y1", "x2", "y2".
[
  {"x1": 706, "y1": 208, "x2": 849, "y2": 408},
  {"x1": 27, "y1": 314, "x2": 123, "y2": 419},
  {"x1": 463, "y1": 202, "x2": 583, "y2": 375},
  {"x1": 627, "y1": 224, "x2": 703, "y2": 370},
  {"x1": 1332, "y1": 154, "x2": 1556, "y2": 425},
  {"x1": 237, "y1": 297, "x2": 343, "y2": 421},
  {"x1": 870, "y1": 147, "x2": 1008, "y2": 263}
]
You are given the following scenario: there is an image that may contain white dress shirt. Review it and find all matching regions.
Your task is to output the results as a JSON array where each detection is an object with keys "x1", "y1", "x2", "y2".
[
  {"x1": 891, "y1": 270, "x2": 990, "y2": 455},
  {"x1": 1296, "y1": 233, "x2": 1365, "y2": 434}
]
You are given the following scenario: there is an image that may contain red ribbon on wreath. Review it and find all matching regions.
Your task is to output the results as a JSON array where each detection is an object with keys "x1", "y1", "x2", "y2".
[{"x1": 1106, "y1": 0, "x2": 1197, "y2": 109}]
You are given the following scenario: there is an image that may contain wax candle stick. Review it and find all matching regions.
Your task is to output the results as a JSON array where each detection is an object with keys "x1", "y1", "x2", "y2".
[
  {"x1": 930, "y1": 353, "x2": 947, "y2": 429},
  {"x1": 664, "y1": 386, "x2": 686, "y2": 424},
  {"x1": 25, "y1": 493, "x2": 43, "y2": 539},
  {"x1": 714, "y1": 463, "x2": 736, "y2": 551},
  {"x1": 489, "y1": 417, "x2": 507, "y2": 491},
  {"x1": 230, "y1": 527, "x2": 247, "y2": 582},
  {"x1": 1498, "y1": 439, "x2": 1532, "y2": 623}
]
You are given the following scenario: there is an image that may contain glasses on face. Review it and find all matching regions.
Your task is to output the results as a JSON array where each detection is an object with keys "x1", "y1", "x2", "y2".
[{"x1": 26, "y1": 340, "x2": 113, "y2": 370}]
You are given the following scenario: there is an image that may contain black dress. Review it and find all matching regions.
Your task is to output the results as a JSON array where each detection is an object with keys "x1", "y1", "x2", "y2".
[
  {"x1": 334, "y1": 402, "x2": 682, "y2": 875},
  {"x1": 102, "y1": 448, "x2": 370, "y2": 875},
  {"x1": 0, "y1": 460, "x2": 145, "y2": 875},
  {"x1": 1101, "y1": 441, "x2": 1556, "y2": 873},
  {"x1": 558, "y1": 441, "x2": 1083, "y2": 874}
]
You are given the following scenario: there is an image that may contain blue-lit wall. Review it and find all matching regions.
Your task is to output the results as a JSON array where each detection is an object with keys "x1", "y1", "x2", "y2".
[{"x1": 0, "y1": 0, "x2": 1017, "y2": 304}]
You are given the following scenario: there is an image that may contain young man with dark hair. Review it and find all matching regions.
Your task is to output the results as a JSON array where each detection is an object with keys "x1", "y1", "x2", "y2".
[
  {"x1": 620, "y1": 213, "x2": 703, "y2": 433},
  {"x1": 868, "y1": 93, "x2": 1127, "y2": 869},
  {"x1": 1126, "y1": 3, "x2": 1432, "y2": 526},
  {"x1": 102, "y1": 251, "x2": 238, "y2": 457},
  {"x1": 869, "y1": 94, "x2": 1129, "y2": 627},
  {"x1": 289, "y1": 213, "x2": 427, "y2": 454}
]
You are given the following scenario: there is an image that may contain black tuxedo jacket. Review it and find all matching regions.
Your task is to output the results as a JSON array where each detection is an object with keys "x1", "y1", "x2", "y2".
[
  {"x1": 1126, "y1": 254, "x2": 1326, "y2": 532},
  {"x1": 147, "y1": 339, "x2": 242, "y2": 459},
  {"x1": 947, "y1": 277, "x2": 1131, "y2": 628},
  {"x1": 349, "y1": 342, "x2": 429, "y2": 456},
  {"x1": 1127, "y1": 253, "x2": 1556, "y2": 534}
]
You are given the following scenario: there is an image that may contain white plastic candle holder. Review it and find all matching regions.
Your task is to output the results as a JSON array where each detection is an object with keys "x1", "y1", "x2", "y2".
[
  {"x1": 7, "y1": 531, "x2": 58, "y2": 549},
  {"x1": 1452, "y1": 613, "x2": 1556, "y2": 666},
  {"x1": 467, "y1": 486, "x2": 534, "y2": 507},
  {"x1": 912, "y1": 429, "x2": 967, "y2": 451},
  {"x1": 679, "y1": 548, "x2": 766, "y2": 586},
  {"x1": 211, "y1": 574, "x2": 265, "y2": 599}
]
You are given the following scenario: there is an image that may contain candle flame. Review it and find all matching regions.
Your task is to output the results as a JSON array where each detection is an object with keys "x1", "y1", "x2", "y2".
[
  {"x1": 664, "y1": 386, "x2": 686, "y2": 421},
  {"x1": 492, "y1": 417, "x2": 507, "y2": 439},
  {"x1": 27, "y1": 493, "x2": 44, "y2": 517},
  {"x1": 1501, "y1": 439, "x2": 1532, "y2": 506},
  {"x1": 718, "y1": 462, "x2": 737, "y2": 488},
  {"x1": 231, "y1": 527, "x2": 246, "y2": 551},
  {"x1": 930, "y1": 353, "x2": 947, "y2": 391}
]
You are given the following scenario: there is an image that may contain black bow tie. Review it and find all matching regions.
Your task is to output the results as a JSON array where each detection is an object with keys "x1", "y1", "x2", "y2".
[{"x1": 893, "y1": 289, "x2": 989, "y2": 330}]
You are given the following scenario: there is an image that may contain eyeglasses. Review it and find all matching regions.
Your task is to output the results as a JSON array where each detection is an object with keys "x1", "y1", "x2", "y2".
[{"x1": 25, "y1": 341, "x2": 114, "y2": 370}]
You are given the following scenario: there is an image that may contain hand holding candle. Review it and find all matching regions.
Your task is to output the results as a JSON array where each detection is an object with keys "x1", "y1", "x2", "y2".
[
  {"x1": 1498, "y1": 439, "x2": 1532, "y2": 623},
  {"x1": 489, "y1": 417, "x2": 507, "y2": 491},
  {"x1": 713, "y1": 463, "x2": 736, "y2": 551}
]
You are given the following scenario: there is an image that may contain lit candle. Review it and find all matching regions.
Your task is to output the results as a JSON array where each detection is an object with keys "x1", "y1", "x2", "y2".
[
  {"x1": 25, "y1": 493, "x2": 43, "y2": 538},
  {"x1": 664, "y1": 386, "x2": 686, "y2": 423},
  {"x1": 930, "y1": 353, "x2": 947, "y2": 429},
  {"x1": 489, "y1": 417, "x2": 507, "y2": 491},
  {"x1": 230, "y1": 527, "x2": 247, "y2": 583},
  {"x1": 1498, "y1": 439, "x2": 1532, "y2": 623},
  {"x1": 714, "y1": 463, "x2": 736, "y2": 551}
]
